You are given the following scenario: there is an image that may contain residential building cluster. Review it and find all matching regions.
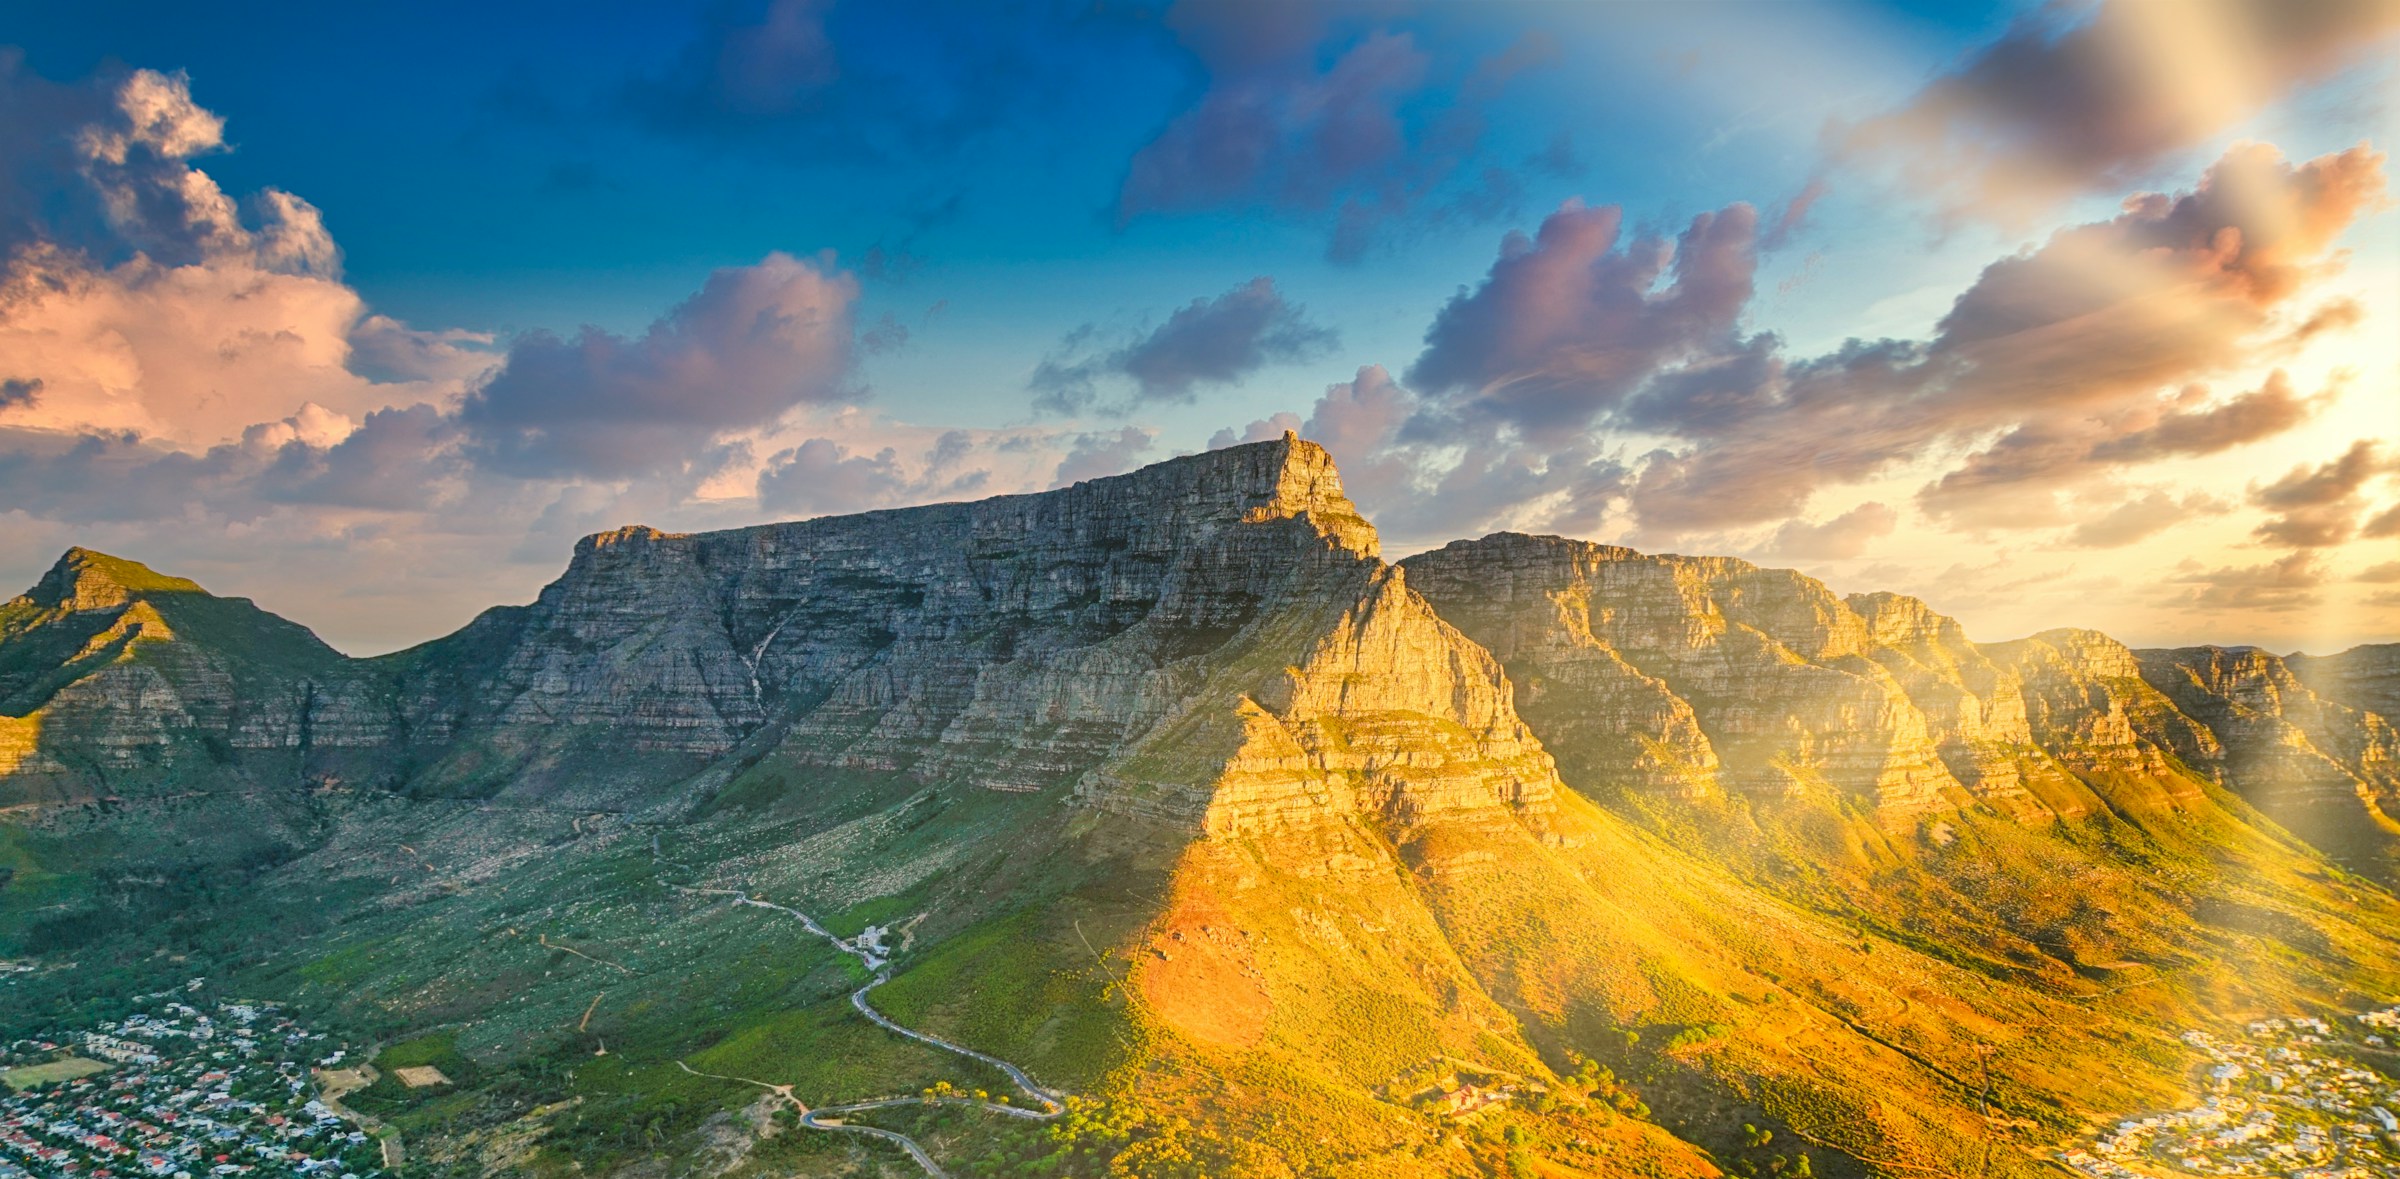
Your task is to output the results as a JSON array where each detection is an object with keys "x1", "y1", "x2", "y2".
[
  {"x1": 2060, "y1": 1005, "x2": 2400, "y2": 1178},
  {"x1": 0, "y1": 991, "x2": 389, "y2": 1179}
]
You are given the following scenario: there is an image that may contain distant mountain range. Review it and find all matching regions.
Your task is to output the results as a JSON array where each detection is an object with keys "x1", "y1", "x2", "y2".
[{"x1": 5, "y1": 435, "x2": 2397, "y2": 1179}]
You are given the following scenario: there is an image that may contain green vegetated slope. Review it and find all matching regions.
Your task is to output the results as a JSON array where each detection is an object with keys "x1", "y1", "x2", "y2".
[{"x1": 4, "y1": 438, "x2": 2399, "y2": 1179}]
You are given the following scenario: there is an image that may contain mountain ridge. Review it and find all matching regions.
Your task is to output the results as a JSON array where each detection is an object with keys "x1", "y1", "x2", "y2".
[{"x1": 4, "y1": 436, "x2": 2398, "y2": 1179}]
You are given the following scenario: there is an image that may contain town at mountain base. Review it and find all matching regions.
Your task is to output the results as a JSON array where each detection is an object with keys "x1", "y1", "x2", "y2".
[{"x1": 4, "y1": 436, "x2": 2397, "y2": 1179}]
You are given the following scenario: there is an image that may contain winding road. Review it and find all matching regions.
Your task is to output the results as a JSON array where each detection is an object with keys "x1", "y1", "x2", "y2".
[{"x1": 676, "y1": 886, "x2": 1063, "y2": 1177}]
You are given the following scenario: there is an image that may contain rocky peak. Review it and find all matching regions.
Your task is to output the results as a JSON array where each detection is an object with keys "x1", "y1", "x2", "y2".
[
  {"x1": 1846, "y1": 591, "x2": 1968, "y2": 650},
  {"x1": 2023, "y1": 628, "x2": 2145, "y2": 680},
  {"x1": 20, "y1": 548, "x2": 205, "y2": 614},
  {"x1": 1051, "y1": 432, "x2": 1379, "y2": 559}
]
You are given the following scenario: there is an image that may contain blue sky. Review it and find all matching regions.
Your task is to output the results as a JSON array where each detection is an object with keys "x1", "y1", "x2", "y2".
[{"x1": 0, "y1": 0, "x2": 2394, "y2": 652}]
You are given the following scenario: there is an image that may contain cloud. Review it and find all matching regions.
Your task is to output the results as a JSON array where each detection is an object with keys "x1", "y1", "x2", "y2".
[
  {"x1": 1118, "y1": 10, "x2": 1555, "y2": 261},
  {"x1": 1051, "y1": 426, "x2": 1156, "y2": 487},
  {"x1": 1617, "y1": 143, "x2": 2384, "y2": 533},
  {"x1": 2356, "y1": 560, "x2": 2400, "y2": 584},
  {"x1": 2063, "y1": 488, "x2": 2224, "y2": 548},
  {"x1": 2169, "y1": 551, "x2": 2326, "y2": 612},
  {"x1": 1, "y1": 54, "x2": 1366, "y2": 653},
  {"x1": 1760, "y1": 177, "x2": 1828, "y2": 250},
  {"x1": 0, "y1": 63, "x2": 475, "y2": 450},
  {"x1": 2249, "y1": 440, "x2": 2396, "y2": 548},
  {"x1": 1206, "y1": 412, "x2": 1301, "y2": 451},
  {"x1": 1763, "y1": 502, "x2": 1898, "y2": 560},
  {"x1": 1408, "y1": 200, "x2": 1758, "y2": 439},
  {"x1": 1834, "y1": 0, "x2": 2400, "y2": 224},
  {"x1": 2365, "y1": 502, "x2": 2400, "y2": 540},
  {"x1": 0, "y1": 403, "x2": 464, "y2": 526},
  {"x1": 754, "y1": 428, "x2": 990, "y2": 517},
  {"x1": 256, "y1": 404, "x2": 466, "y2": 512},
  {"x1": 1031, "y1": 277, "x2": 1334, "y2": 413},
  {"x1": 1354, "y1": 140, "x2": 2378, "y2": 549},
  {"x1": 458, "y1": 252, "x2": 861, "y2": 478},
  {"x1": 2090, "y1": 372, "x2": 2320, "y2": 461},
  {"x1": 1917, "y1": 371, "x2": 2324, "y2": 527}
]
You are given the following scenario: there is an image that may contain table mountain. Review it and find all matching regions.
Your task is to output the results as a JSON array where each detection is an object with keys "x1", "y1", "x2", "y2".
[{"x1": 4, "y1": 436, "x2": 2397, "y2": 1179}]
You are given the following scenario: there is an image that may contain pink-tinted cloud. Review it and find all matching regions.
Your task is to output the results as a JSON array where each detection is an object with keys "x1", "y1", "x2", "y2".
[
  {"x1": 1031, "y1": 276, "x2": 1335, "y2": 414},
  {"x1": 1763, "y1": 501, "x2": 1898, "y2": 560},
  {"x1": 0, "y1": 66, "x2": 479, "y2": 449},
  {"x1": 1622, "y1": 144, "x2": 2382, "y2": 533},
  {"x1": 1408, "y1": 200, "x2": 1758, "y2": 439},
  {"x1": 1835, "y1": 0, "x2": 2400, "y2": 225},
  {"x1": 2250, "y1": 440, "x2": 2398, "y2": 548},
  {"x1": 2063, "y1": 489, "x2": 2227, "y2": 549},
  {"x1": 1918, "y1": 371, "x2": 2325, "y2": 527},
  {"x1": 1214, "y1": 364, "x2": 1631, "y2": 553},
  {"x1": 459, "y1": 252, "x2": 861, "y2": 478},
  {"x1": 2169, "y1": 551, "x2": 2327, "y2": 612},
  {"x1": 1051, "y1": 425, "x2": 1156, "y2": 487}
]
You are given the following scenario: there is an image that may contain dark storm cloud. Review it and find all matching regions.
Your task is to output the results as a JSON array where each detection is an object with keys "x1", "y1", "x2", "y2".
[
  {"x1": 1835, "y1": 0, "x2": 2400, "y2": 224},
  {"x1": 1030, "y1": 277, "x2": 1336, "y2": 414},
  {"x1": 459, "y1": 252, "x2": 861, "y2": 479},
  {"x1": 0, "y1": 379, "x2": 40, "y2": 411}
]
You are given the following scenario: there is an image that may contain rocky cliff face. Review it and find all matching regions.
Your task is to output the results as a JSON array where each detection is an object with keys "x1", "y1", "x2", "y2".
[
  {"x1": 373, "y1": 435, "x2": 1552, "y2": 833},
  {"x1": 1403, "y1": 534, "x2": 2020, "y2": 823},
  {"x1": 2287, "y1": 643, "x2": 2400, "y2": 723},
  {"x1": 1401, "y1": 535, "x2": 2346, "y2": 843},
  {"x1": 2135, "y1": 644, "x2": 2400, "y2": 880}
]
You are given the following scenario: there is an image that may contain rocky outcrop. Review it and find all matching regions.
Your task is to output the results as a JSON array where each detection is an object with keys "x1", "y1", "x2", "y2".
[
  {"x1": 1404, "y1": 534, "x2": 1984, "y2": 822},
  {"x1": 2135, "y1": 645, "x2": 2400, "y2": 879},
  {"x1": 2287, "y1": 643, "x2": 2400, "y2": 725},
  {"x1": 1400, "y1": 535, "x2": 2313, "y2": 839},
  {"x1": 1981, "y1": 628, "x2": 2211, "y2": 814},
  {"x1": 1081, "y1": 562, "x2": 1558, "y2": 835}
]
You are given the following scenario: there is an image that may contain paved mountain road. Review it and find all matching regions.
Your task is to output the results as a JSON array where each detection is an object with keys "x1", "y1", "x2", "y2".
[{"x1": 672, "y1": 885, "x2": 1064, "y2": 1177}]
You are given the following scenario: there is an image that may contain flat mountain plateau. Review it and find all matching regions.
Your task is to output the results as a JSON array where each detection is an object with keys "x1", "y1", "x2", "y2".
[{"x1": 4, "y1": 436, "x2": 2398, "y2": 1179}]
